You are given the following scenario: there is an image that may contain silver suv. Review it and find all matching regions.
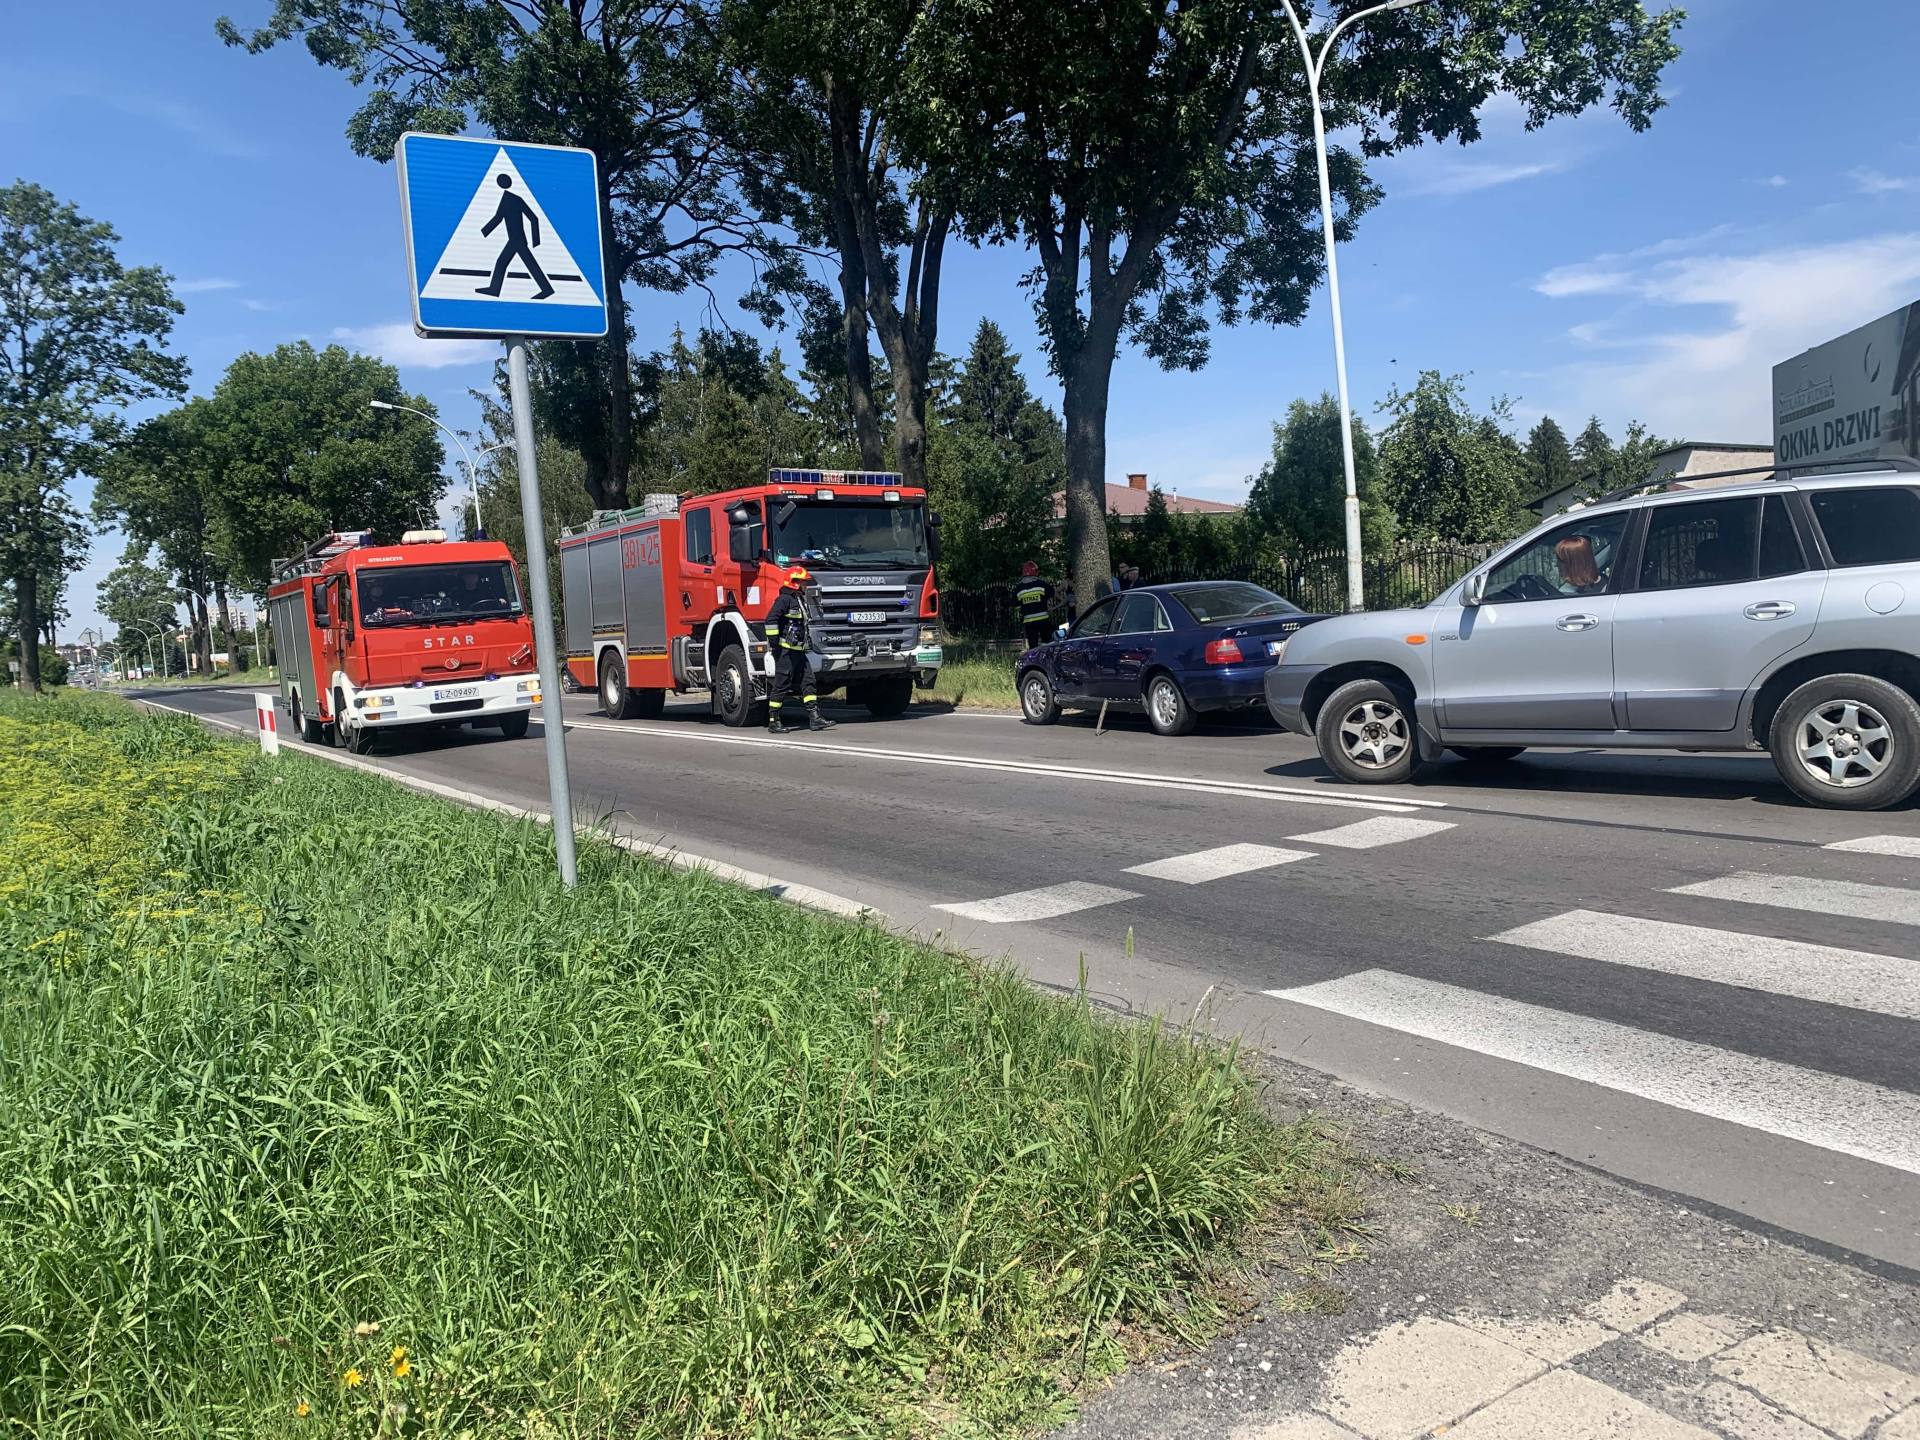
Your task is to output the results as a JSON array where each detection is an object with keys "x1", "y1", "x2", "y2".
[{"x1": 1264, "y1": 461, "x2": 1920, "y2": 810}]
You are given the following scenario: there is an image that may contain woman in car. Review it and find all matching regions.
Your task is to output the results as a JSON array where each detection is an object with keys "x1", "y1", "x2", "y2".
[{"x1": 1556, "y1": 534, "x2": 1605, "y2": 594}]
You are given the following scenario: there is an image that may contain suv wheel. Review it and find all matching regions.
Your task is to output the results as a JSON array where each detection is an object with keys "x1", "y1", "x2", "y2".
[
  {"x1": 1770, "y1": 673, "x2": 1920, "y2": 810},
  {"x1": 1316, "y1": 678, "x2": 1419, "y2": 785}
]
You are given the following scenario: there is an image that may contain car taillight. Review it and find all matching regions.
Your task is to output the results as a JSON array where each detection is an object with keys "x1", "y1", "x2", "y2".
[{"x1": 1204, "y1": 637, "x2": 1244, "y2": 665}]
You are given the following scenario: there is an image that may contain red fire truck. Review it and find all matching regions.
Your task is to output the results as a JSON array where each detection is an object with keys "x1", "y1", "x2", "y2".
[
  {"x1": 266, "y1": 529, "x2": 542, "y2": 752},
  {"x1": 559, "y1": 470, "x2": 944, "y2": 724}
]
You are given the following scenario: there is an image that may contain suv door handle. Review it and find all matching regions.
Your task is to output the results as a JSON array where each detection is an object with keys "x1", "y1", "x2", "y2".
[
  {"x1": 1744, "y1": 601, "x2": 1796, "y2": 621},
  {"x1": 1556, "y1": 613, "x2": 1600, "y2": 632}
]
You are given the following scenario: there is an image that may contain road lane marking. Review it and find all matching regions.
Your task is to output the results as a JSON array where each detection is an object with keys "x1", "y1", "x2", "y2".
[
  {"x1": 552, "y1": 716, "x2": 1445, "y2": 813},
  {"x1": 1669, "y1": 872, "x2": 1920, "y2": 928},
  {"x1": 1265, "y1": 969, "x2": 1920, "y2": 1175},
  {"x1": 1490, "y1": 909, "x2": 1920, "y2": 1021},
  {"x1": 933, "y1": 882, "x2": 1139, "y2": 923},
  {"x1": 1123, "y1": 844, "x2": 1314, "y2": 884},
  {"x1": 1827, "y1": 835, "x2": 1920, "y2": 859},
  {"x1": 1286, "y1": 816, "x2": 1457, "y2": 849}
]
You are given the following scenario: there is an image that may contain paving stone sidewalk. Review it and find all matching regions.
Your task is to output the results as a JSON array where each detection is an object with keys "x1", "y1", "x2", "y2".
[{"x1": 1054, "y1": 1054, "x2": 1919, "y2": 1440}]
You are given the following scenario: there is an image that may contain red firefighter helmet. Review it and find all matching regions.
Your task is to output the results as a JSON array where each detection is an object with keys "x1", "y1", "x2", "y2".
[{"x1": 786, "y1": 566, "x2": 811, "y2": 588}]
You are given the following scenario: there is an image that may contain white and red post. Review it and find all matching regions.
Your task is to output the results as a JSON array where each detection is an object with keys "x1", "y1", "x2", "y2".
[{"x1": 254, "y1": 693, "x2": 280, "y2": 756}]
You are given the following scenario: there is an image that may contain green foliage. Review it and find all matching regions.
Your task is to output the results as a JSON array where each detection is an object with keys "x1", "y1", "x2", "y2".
[
  {"x1": 1, "y1": 641, "x2": 69, "y2": 687},
  {"x1": 0, "y1": 181, "x2": 185, "y2": 690},
  {"x1": 1247, "y1": 395, "x2": 1397, "y2": 556},
  {"x1": 1376, "y1": 372, "x2": 1531, "y2": 545},
  {"x1": 95, "y1": 544, "x2": 180, "y2": 659},
  {"x1": 1523, "y1": 416, "x2": 1577, "y2": 500},
  {"x1": 476, "y1": 438, "x2": 597, "y2": 632},
  {"x1": 0, "y1": 695, "x2": 1357, "y2": 1436}
]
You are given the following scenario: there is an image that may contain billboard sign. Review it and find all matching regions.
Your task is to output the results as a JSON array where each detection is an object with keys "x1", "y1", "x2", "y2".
[{"x1": 1774, "y1": 301, "x2": 1920, "y2": 466}]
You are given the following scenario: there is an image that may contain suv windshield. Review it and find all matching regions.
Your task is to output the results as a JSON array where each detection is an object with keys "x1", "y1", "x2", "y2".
[
  {"x1": 1170, "y1": 583, "x2": 1300, "y2": 624},
  {"x1": 356, "y1": 561, "x2": 523, "y2": 626},
  {"x1": 772, "y1": 502, "x2": 929, "y2": 570}
]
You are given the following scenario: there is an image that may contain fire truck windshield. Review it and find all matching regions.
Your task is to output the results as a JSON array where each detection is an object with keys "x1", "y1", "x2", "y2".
[
  {"x1": 772, "y1": 501, "x2": 929, "y2": 569},
  {"x1": 355, "y1": 561, "x2": 523, "y2": 626}
]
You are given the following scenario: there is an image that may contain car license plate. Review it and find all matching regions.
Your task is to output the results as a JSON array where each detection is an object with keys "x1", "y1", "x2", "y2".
[
  {"x1": 848, "y1": 610, "x2": 887, "y2": 624},
  {"x1": 433, "y1": 685, "x2": 479, "y2": 701},
  {"x1": 1267, "y1": 640, "x2": 1286, "y2": 657}
]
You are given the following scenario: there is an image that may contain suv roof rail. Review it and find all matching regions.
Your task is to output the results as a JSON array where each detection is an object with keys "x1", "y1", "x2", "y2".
[{"x1": 1589, "y1": 455, "x2": 1920, "y2": 508}]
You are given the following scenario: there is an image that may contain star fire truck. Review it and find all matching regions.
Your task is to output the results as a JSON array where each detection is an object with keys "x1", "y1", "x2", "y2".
[
  {"x1": 559, "y1": 470, "x2": 944, "y2": 724},
  {"x1": 266, "y1": 529, "x2": 542, "y2": 753}
]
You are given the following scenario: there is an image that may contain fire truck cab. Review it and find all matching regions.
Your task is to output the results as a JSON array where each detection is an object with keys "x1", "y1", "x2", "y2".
[
  {"x1": 560, "y1": 470, "x2": 944, "y2": 725},
  {"x1": 266, "y1": 529, "x2": 542, "y2": 753}
]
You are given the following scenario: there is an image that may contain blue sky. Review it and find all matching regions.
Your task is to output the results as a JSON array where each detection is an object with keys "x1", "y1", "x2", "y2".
[{"x1": 13, "y1": 0, "x2": 1920, "y2": 639}]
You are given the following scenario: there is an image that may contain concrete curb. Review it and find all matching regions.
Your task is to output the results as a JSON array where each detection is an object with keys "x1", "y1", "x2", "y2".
[{"x1": 132, "y1": 697, "x2": 880, "y2": 921}]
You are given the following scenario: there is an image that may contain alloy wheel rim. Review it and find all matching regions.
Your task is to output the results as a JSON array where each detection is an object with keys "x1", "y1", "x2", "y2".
[
  {"x1": 1150, "y1": 680, "x2": 1178, "y2": 729},
  {"x1": 1338, "y1": 699, "x2": 1409, "y2": 769},
  {"x1": 1023, "y1": 676, "x2": 1048, "y2": 717},
  {"x1": 1796, "y1": 698, "x2": 1893, "y2": 788}
]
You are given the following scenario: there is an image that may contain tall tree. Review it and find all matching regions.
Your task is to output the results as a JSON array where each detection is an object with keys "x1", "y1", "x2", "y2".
[
  {"x1": 96, "y1": 543, "x2": 180, "y2": 674},
  {"x1": 1523, "y1": 415, "x2": 1576, "y2": 498},
  {"x1": 222, "y1": 0, "x2": 802, "y2": 512},
  {"x1": 723, "y1": 0, "x2": 950, "y2": 486},
  {"x1": 908, "y1": 0, "x2": 1681, "y2": 610},
  {"x1": 1572, "y1": 415, "x2": 1615, "y2": 488},
  {"x1": 0, "y1": 182, "x2": 184, "y2": 690},
  {"x1": 1247, "y1": 394, "x2": 1394, "y2": 555},
  {"x1": 1376, "y1": 371, "x2": 1528, "y2": 544}
]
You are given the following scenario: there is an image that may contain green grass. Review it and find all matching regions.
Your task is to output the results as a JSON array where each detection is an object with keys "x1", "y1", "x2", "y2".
[
  {"x1": 0, "y1": 692, "x2": 1362, "y2": 1438},
  {"x1": 121, "y1": 664, "x2": 278, "y2": 688},
  {"x1": 920, "y1": 643, "x2": 1020, "y2": 710}
]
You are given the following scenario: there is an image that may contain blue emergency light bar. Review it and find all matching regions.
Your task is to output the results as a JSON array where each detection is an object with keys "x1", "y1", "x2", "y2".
[{"x1": 768, "y1": 468, "x2": 906, "y2": 488}]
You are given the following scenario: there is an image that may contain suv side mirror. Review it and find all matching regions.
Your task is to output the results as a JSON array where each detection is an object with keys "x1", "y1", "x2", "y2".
[{"x1": 1461, "y1": 571, "x2": 1487, "y2": 608}]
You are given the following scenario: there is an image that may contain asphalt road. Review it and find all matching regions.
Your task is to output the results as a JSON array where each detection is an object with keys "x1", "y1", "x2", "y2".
[{"x1": 142, "y1": 685, "x2": 1920, "y2": 1275}]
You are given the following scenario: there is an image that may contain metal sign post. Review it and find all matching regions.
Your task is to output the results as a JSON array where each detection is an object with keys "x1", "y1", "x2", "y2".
[
  {"x1": 396, "y1": 132, "x2": 608, "y2": 888},
  {"x1": 507, "y1": 336, "x2": 578, "y2": 886}
]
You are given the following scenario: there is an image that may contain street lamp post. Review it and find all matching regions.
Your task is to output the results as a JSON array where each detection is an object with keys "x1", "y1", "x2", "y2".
[
  {"x1": 370, "y1": 400, "x2": 500, "y2": 540},
  {"x1": 1279, "y1": 0, "x2": 1429, "y2": 613},
  {"x1": 122, "y1": 619, "x2": 163, "y2": 680}
]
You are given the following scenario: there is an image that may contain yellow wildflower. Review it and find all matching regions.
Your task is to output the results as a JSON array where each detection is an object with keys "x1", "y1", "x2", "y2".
[
  {"x1": 294, "y1": 1401, "x2": 311, "y2": 1417},
  {"x1": 392, "y1": 1357, "x2": 412, "y2": 1379},
  {"x1": 389, "y1": 1345, "x2": 407, "y2": 1366},
  {"x1": 343, "y1": 1368, "x2": 364, "y2": 1389}
]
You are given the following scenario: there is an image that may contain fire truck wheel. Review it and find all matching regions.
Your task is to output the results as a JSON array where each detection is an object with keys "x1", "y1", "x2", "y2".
[
  {"x1": 346, "y1": 722, "x2": 377, "y2": 755},
  {"x1": 713, "y1": 644, "x2": 755, "y2": 728},
  {"x1": 291, "y1": 691, "x2": 326, "y2": 745},
  {"x1": 863, "y1": 676, "x2": 914, "y2": 718},
  {"x1": 497, "y1": 711, "x2": 531, "y2": 739},
  {"x1": 599, "y1": 650, "x2": 639, "y2": 719}
]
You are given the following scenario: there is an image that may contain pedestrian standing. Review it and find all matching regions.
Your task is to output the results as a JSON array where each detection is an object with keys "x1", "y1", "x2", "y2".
[
  {"x1": 763, "y1": 567, "x2": 837, "y2": 733},
  {"x1": 1014, "y1": 560, "x2": 1057, "y2": 649}
]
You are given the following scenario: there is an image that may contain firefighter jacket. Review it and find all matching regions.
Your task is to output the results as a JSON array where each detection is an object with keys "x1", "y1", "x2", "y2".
[
  {"x1": 764, "y1": 588, "x2": 811, "y2": 651},
  {"x1": 1015, "y1": 577, "x2": 1055, "y2": 624}
]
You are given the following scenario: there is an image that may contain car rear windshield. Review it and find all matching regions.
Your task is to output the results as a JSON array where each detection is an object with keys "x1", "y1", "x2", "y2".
[
  {"x1": 356, "y1": 561, "x2": 523, "y2": 626},
  {"x1": 1169, "y1": 583, "x2": 1299, "y2": 624},
  {"x1": 1807, "y1": 487, "x2": 1920, "y2": 568}
]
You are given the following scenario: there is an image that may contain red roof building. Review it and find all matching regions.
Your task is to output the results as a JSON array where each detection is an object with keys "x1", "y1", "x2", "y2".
[{"x1": 1052, "y1": 472, "x2": 1242, "y2": 521}]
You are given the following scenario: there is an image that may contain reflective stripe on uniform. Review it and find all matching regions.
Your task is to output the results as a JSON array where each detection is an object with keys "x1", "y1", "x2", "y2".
[{"x1": 803, "y1": 694, "x2": 816, "y2": 703}]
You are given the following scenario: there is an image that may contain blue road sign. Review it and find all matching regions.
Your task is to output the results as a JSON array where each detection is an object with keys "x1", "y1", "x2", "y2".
[{"x1": 395, "y1": 133, "x2": 607, "y2": 341}]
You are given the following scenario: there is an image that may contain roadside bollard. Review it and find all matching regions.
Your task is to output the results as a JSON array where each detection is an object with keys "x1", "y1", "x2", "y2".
[{"x1": 255, "y1": 694, "x2": 280, "y2": 756}]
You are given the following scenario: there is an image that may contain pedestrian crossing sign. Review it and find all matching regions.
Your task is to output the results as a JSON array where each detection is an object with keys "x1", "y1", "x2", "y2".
[{"x1": 395, "y1": 132, "x2": 608, "y2": 341}]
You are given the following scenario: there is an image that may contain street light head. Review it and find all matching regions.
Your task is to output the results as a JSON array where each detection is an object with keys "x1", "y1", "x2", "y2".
[
  {"x1": 1384, "y1": 0, "x2": 1428, "y2": 9},
  {"x1": 369, "y1": 399, "x2": 395, "y2": 411}
]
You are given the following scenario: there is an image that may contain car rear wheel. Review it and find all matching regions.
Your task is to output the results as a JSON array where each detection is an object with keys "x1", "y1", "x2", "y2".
[
  {"x1": 713, "y1": 644, "x2": 755, "y2": 728},
  {"x1": 1144, "y1": 673, "x2": 1196, "y2": 737},
  {"x1": 1769, "y1": 673, "x2": 1920, "y2": 810},
  {"x1": 1020, "y1": 669, "x2": 1060, "y2": 725},
  {"x1": 1316, "y1": 678, "x2": 1419, "y2": 785},
  {"x1": 1448, "y1": 745, "x2": 1526, "y2": 764}
]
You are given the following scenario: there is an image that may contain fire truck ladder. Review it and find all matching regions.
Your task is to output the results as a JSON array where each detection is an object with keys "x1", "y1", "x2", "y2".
[{"x1": 270, "y1": 531, "x2": 374, "y2": 584}]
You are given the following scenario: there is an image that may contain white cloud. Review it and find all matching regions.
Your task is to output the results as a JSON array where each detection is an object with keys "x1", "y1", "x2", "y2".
[
  {"x1": 1764, "y1": 175, "x2": 1789, "y2": 188},
  {"x1": 242, "y1": 299, "x2": 273, "y2": 313},
  {"x1": 331, "y1": 323, "x2": 497, "y2": 370},
  {"x1": 1852, "y1": 167, "x2": 1919, "y2": 196},
  {"x1": 1532, "y1": 231, "x2": 1920, "y2": 440},
  {"x1": 1401, "y1": 159, "x2": 1560, "y2": 198},
  {"x1": 179, "y1": 277, "x2": 241, "y2": 293}
]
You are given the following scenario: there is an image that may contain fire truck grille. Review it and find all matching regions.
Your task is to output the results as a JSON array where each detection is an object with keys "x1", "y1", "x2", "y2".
[{"x1": 429, "y1": 698, "x2": 485, "y2": 714}]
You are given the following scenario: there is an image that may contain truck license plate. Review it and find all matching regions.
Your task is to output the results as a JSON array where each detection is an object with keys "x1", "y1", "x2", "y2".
[
  {"x1": 433, "y1": 685, "x2": 479, "y2": 701},
  {"x1": 848, "y1": 610, "x2": 887, "y2": 624}
]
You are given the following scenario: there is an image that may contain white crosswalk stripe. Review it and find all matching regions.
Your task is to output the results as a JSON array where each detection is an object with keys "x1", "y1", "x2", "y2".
[
  {"x1": 1670, "y1": 871, "x2": 1920, "y2": 928},
  {"x1": 933, "y1": 881, "x2": 1138, "y2": 924},
  {"x1": 1827, "y1": 834, "x2": 1920, "y2": 858},
  {"x1": 1490, "y1": 909, "x2": 1920, "y2": 1021},
  {"x1": 1266, "y1": 968, "x2": 1920, "y2": 1175},
  {"x1": 1123, "y1": 844, "x2": 1313, "y2": 884},
  {"x1": 1285, "y1": 816, "x2": 1457, "y2": 849}
]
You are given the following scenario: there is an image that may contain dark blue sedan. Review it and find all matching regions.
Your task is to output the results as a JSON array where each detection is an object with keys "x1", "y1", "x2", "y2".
[{"x1": 1017, "y1": 581, "x2": 1329, "y2": 735}]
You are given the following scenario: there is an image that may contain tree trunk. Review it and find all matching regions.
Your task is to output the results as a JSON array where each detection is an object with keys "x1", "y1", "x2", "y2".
[
  {"x1": 1061, "y1": 343, "x2": 1117, "y2": 613},
  {"x1": 892, "y1": 361, "x2": 929, "y2": 492},
  {"x1": 596, "y1": 168, "x2": 632, "y2": 512},
  {"x1": 838, "y1": 250, "x2": 885, "y2": 470},
  {"x1": 824, "y1": 90, "x2": 886, "y2": 470},
  {"x1": 215, "y1": 583, "x2": 234, "y2": 670},
  {"x1": 17, "y1": 565, "x2": 41, "y2": 693},
  {"x1": 192, "y1": 592, "x2": 213, "y2": 677}
]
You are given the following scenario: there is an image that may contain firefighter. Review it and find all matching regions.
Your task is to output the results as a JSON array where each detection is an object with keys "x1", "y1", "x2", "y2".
[
  {"x1": 764, "y1": 567, "x2": 836, "y2": 733},
  {"x1": 1015, "y1": 560, "x2": 1056, "y2": 649}
]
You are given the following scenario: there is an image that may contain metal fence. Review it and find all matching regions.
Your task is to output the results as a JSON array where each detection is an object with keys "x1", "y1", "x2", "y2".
[{"x1": 941, "y1": 543, "x2": 1494, "y2": 639}]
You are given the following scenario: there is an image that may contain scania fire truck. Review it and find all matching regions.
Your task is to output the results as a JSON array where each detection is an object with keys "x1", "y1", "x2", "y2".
[
  {"x1": 266, "y1": 529, "x2": 542, "y2": 752},
  {"x1": 559, "y1": 469, "x2": 944, "y2": 725}
]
